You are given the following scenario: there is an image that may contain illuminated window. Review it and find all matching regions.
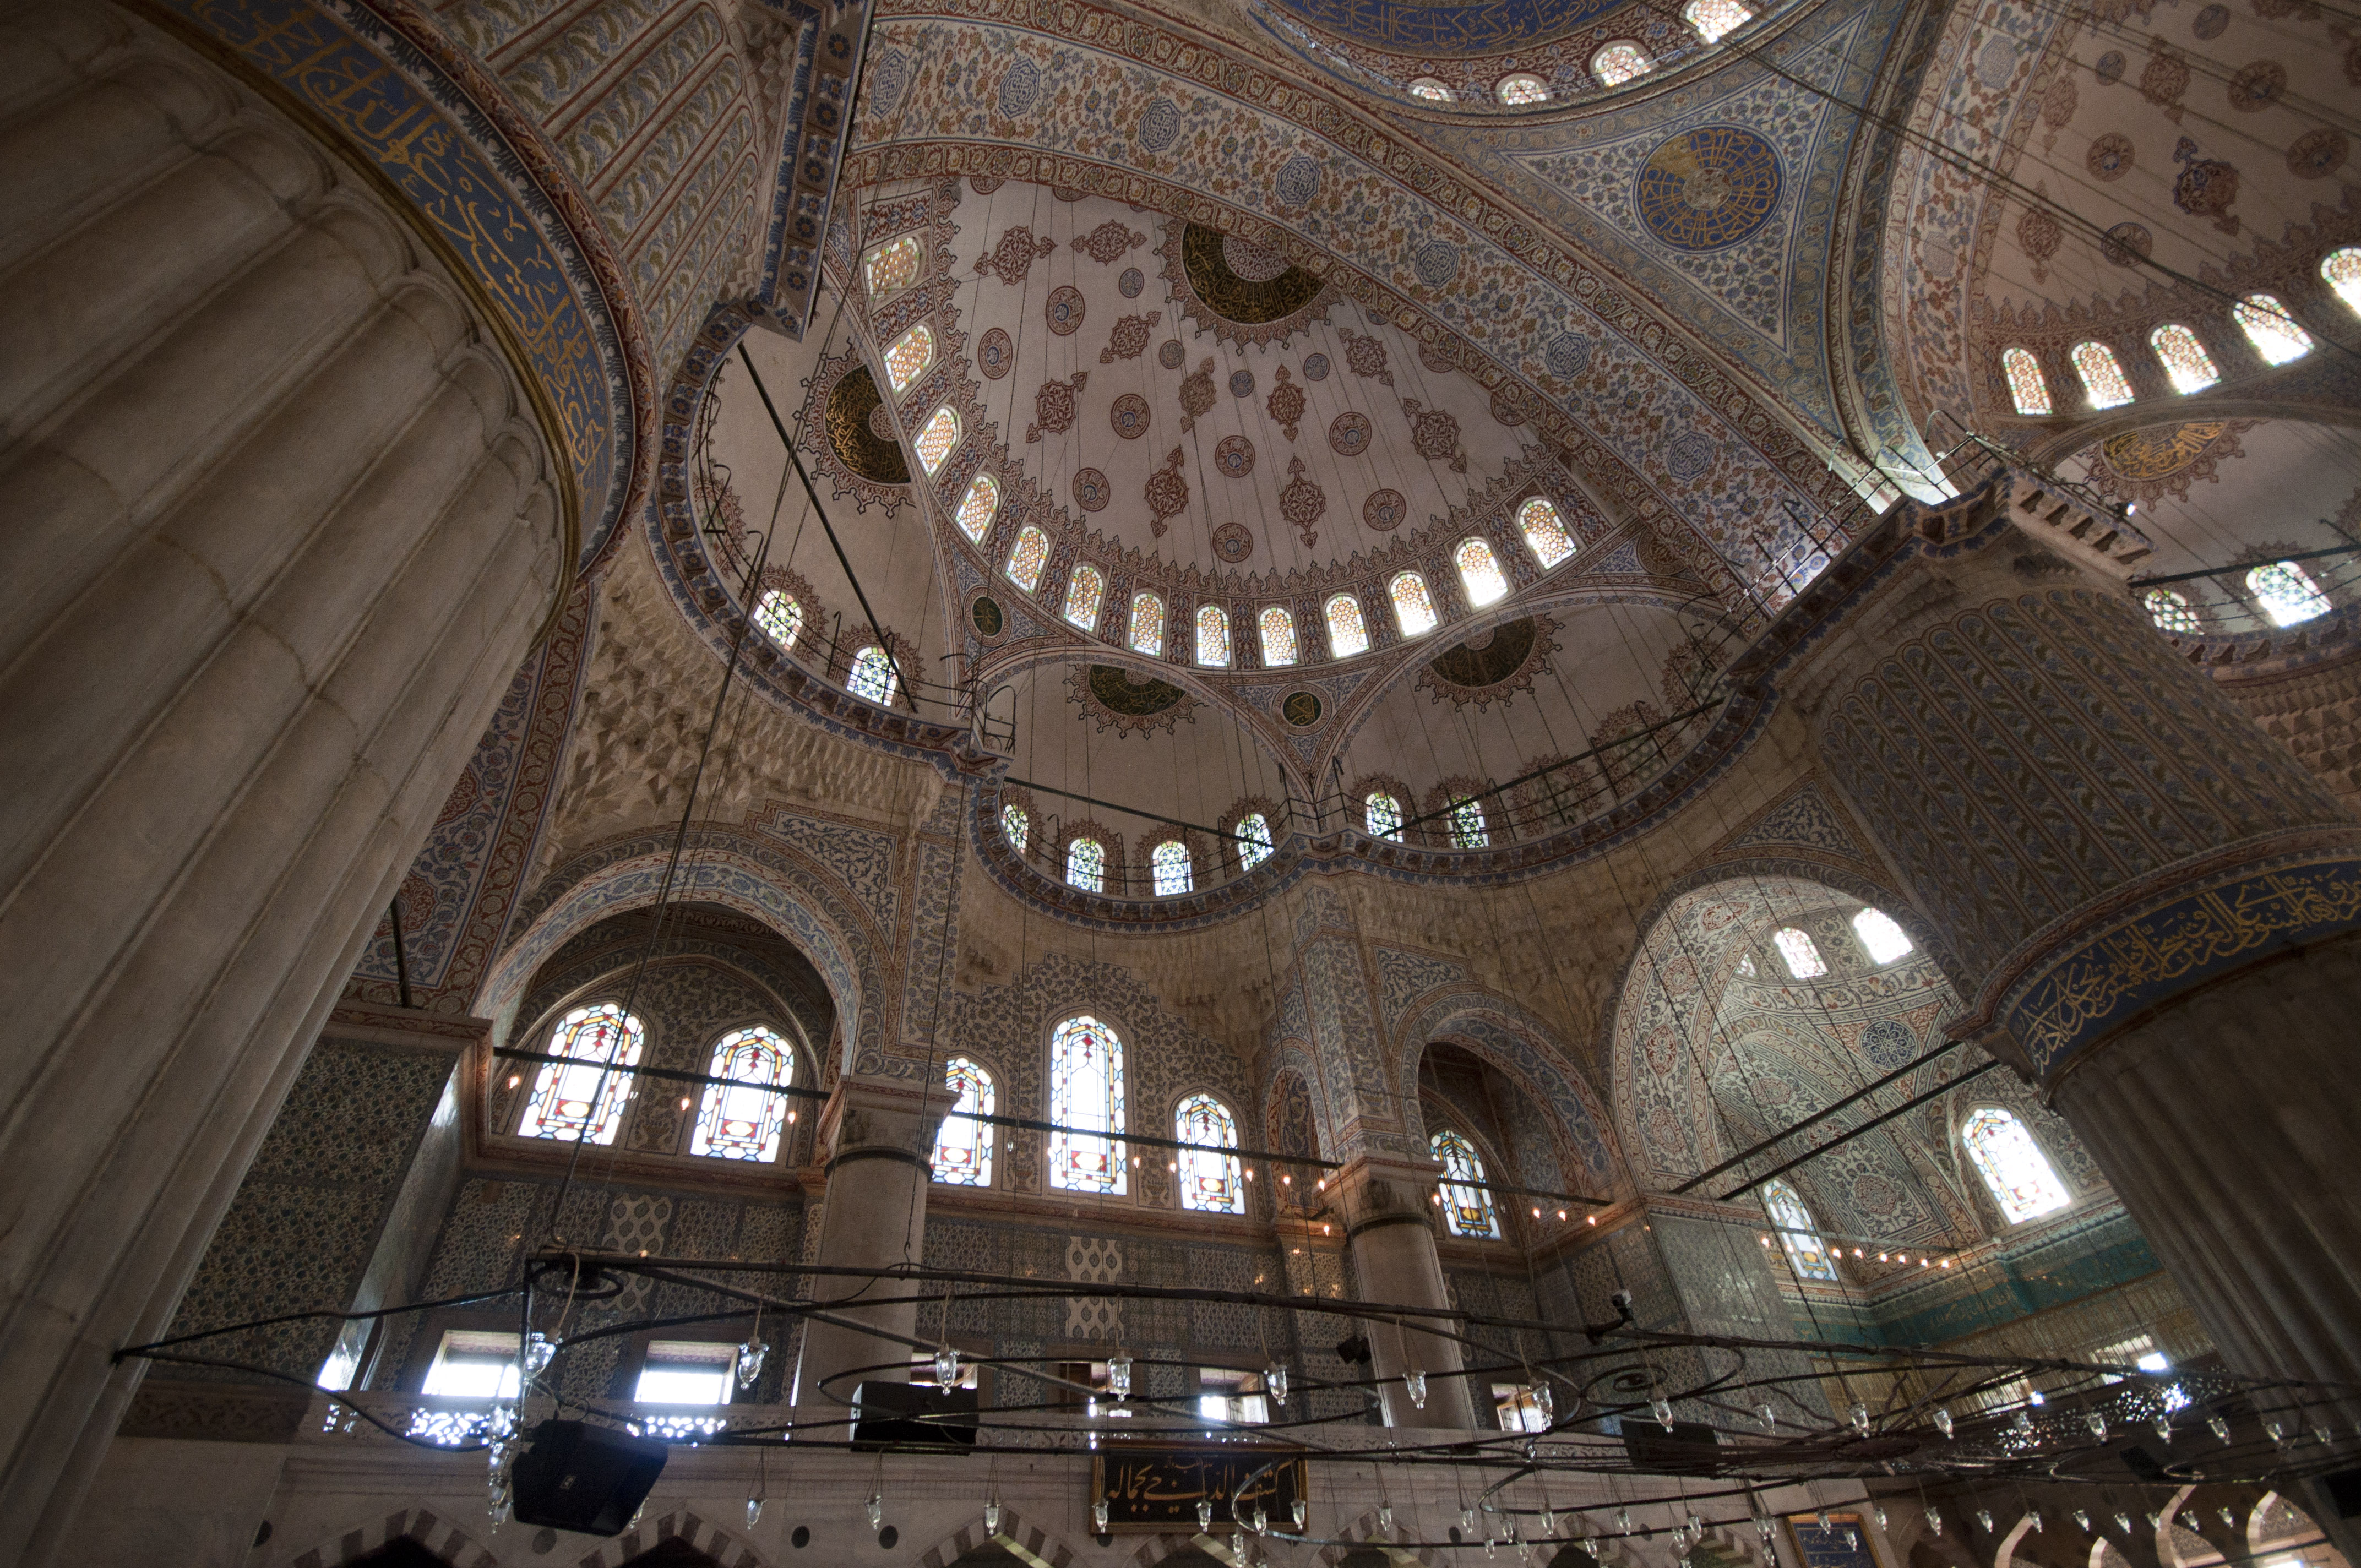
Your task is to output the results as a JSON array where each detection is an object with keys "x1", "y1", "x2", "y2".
[
  {"x1": 915, "y1": 405, "x2": 960, "y2": 473},
  {"x1": 1495, "y1": 72, "x2": 1548, "y2": 104},
  {"x1": 1048, "y1": 1014, "x2": 1127, "y2": 1195},
  {"x1": 1772, "y1": 927, "x2": 1827, "y2": 978},
  {"x1": 1129, "y1": 591, "x2": 1165, "y2": 656},
  {"x1": 2146, "y1": 588, "x2": 2201, "y2": 633},
  {"x1": 1449, "y1": 795, "x2": 1489, "y2": 848},
  {"x1": 1366, "y1": 792, "x2": 1404, "y2": 841},
  {"x1": 1151, "y1": 839, "x2": 1194, "y2": 896},
  {"x1": 1683, "y1": 0, "x2": 1753, "y2": 40},
  {"x1": 1408, "y1": 77, "x2": 1453, "y2": 101},
  {"x1": 2149, "y1": 324, "x2": 2219, "y2": 394},
  {"x1": 1591, "y1": 42, "x2": 1652, "y2": 84},
  {"x1": 884, "y1": 323, "x2": 935, "y2": 393},
  {"x1": 955, "y1": 474, "x2": 999, "y2": 542},
  {"x1": 1063, "y1": 562, "x2": 1106, "y2": 630},
  {"x1": 2070, "y1": 341, "x2": 2135, "y2": 409},
  {"x1": 1176, "y1": 1093, "x2": 1244, "y2": 1213},
  {"x1": 1761, "y1": 1179, "x2": 1838, "y2": 1281},
  {"x1": 754, "y1": 588, "x2": 803, "y2": 651},
  {"x1": 1962, "y1": 1106, "x2": 2071, "y2": 1222},
  {"x1": 690, "y1": 1026, "x2": 795, "y2": 1162},
  {"x1": 1852, "y1": 907, "x2": 1912, "y2": 964},
  {"x1": 1455, "y1": 537, "x2": 1509, "y2": 605},
  {"x1": 1390, "y1": 571, "x2": 1439, "y2": 634},
  {"x1": 933, "y1": 1056, "x2": 996, "y2": 1186},
  {"x1": 2234, "y1": 294, "x2": 2314, "y2": 364},
  {"x1": 1006, "y1": 523, "x2": 1050, "y2": 591},
  {"x1": 1325, "y1": 592, "x2": 1369, "y2": 657},
  {"x1": 2001, "y1": 347, "x2": 2052, "y2": 416},
  {"x1": 850, "y1": 645, "x2": 899, "y2": 705},
  {"x1": 1002, "y1": 803, "x2": 1029, "y2": 853},
  {"x1": 1198, "y1": 1368, "x2": 1271, "y2": 1425},
  {"x1": 1516, "y1": 497, "x2": 1576, "y2": 568},
  {"x1": 2248, "y1": 560, "x2": 2332, "y2": 626},
  {"x1": 1066, "y1": 837, "x2": 1105, "y2": 893},
  {"x1": 862, "y1": 233, "x2": 924, "y2": 298},
  {"x1": 1235, "y1": 812, "x2": 1274, "y2": 870},
  {"x1": 1430, "y1": 1128, "x2": 1501, "y2": 1238},
  {"x1": 520, "y1": 1003, "x2": 644, "y2": 1145},
  {"x1": 636, "y1": 1341, "x2": 737, "y2": 1404},
  {"x1": 1196, "y1": 604, "x2": 1231, "y2": 666},
  {"x1": 1494, "y1": 1384, "x2": 1550, "y2": 1433},
  {"x1": 422, "y1": 1330, "x2": 521, "y2": 1399},
  {"x1": 1259, "y1": 606, "x2": 1298, "y2": 666},
  {"x1": 2326, "y1": 248, "x2": 2361, "y2": 315}
]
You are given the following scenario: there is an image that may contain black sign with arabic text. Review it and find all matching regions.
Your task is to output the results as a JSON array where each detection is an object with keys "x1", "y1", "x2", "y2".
[{"x1": 1090, "y1": 1447, "x2": 1307, "y2": 1532}]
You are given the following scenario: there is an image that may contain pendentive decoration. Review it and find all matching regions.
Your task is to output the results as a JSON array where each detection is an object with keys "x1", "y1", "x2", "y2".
[
  {"x1": 1415, "y1": 614, "x2": 1564, "y2": 709},
  {"x1": 1158, "y1": 221, "x2": 1331, "y2": 349},
  {"x1": 1068, "y1": 663, "x2": 1200, "y2": 735},
  {"x1": 810, "y1": 354, "x2": 911, "y2": 505}
]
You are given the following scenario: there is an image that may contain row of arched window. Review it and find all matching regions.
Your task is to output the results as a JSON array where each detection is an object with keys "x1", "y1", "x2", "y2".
[
  {"x1": 753, "y1": 585, "x2": 902, "y2": 706},
  {"x1": 1405, "y1": 0, "x2": 1752, "y2": 105},
  {"x1": 515, "y1": 1004, "x2": 799, "y2": 1162},
  {"x1": 2142, "y1": 559, "x2": 2334, "y2": 636},
  {"x1": 1002, "y1": 802, "x2": 1275, "y2": 896},
  {"x1": 2000, "y1": 249, "x2": 2360, "y2": 416}
]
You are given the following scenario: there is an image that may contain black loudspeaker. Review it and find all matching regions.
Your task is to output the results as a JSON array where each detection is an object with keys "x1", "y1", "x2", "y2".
[
  {"x1": 851, "y1": 1380, "x2": 980, "y2": 1449},
  {"x1": 510, "y1": 1419, "x2": 669, "y2": 1536},
  {"x1": 1622, "y1": 1418, "x2": 1723, "y2": 1475},
  {"x1": 2314, "y1": 1468, "x2": 2361, "y2": 1518}
]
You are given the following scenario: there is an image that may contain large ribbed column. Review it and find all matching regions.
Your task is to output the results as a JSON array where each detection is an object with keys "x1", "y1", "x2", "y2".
[
  {"x1": 0, "y1": 8, "x2": 567, "y2": 1560},
  {"x1": 1770, "y1": 471, "x2": 2361, "y2": 1398}
]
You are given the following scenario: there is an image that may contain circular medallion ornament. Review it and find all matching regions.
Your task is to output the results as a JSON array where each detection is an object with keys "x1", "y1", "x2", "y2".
[
  {"x1": 2288, "y1": 127, "x2": 2349, "y2": 179},
  {"x1": 1118, "y1": 267, "x2": 1145, "y2": 298},
  {"x1": 1975, "y1": 35, "x2": 2017, "y2": 89},
  {"x1": 1419, "y1": 344, "x2": 1459, "y2": 375},
  {"x1": 1664, "y1": 430, "x2": 1717, "y2": 482},
  {"x1": 2101, "y1": 221, "x2": 2153, "y2": 265},
  {"x1": 2101, "y1": 421, "x2": 2231, "y2": 482},
  {"x1": 1138, "y1": 97, "x2": 1182, "y2": 152},
  {"x1": 1073, "y1": 467, "x2": 1112, "y2": 510},
  {"x1": 1215, "y1": 436, "x2": 1256, "y2": 478},
  {"x1": 2095, "y1": 50, "x2": 2125, "y2": 84},
  {"x1": 1046, "y1": 286, "x2": 1086, "y2": 335},
  {"x1": 1633, "y1": 126, "x2": 1784, "y2": 252},
  {"x1": 1363, "y1": 489, "x2": 1407, "y2": 531},
  {"x1": 1229, "y1": 368, "x2": 1256, "y2": 398},
  {"x1": 977, "y1": 328, "x2": 1014, "y2": 379},
  {"x1": 1275, "y1": 154, "x2": 1323, "y2": 206},
  {"x1": 969, "y1": 175, "x2": 1005, "y2": 195},
  {"x1": 1157, "y1": 340, "x2": 1186, "y2": 370},
  {"x1": 1281, "y1": 691, "x2": 1323, "y2": 727},
  {"x1": 2086, "y1": 132, "x2": 2134, "y2": 181},
  {"x1": 997, "y1": 57, "x2": 1041, "y2": 117},
  {"x1": 1109, "y1": 394, "x2": 1151, "y2": 439},
  {"x1": 868, "y1": 404, "x2": 896, "y2": 440},
  {"x1": 1212, "y1": 521, "x2": 1255, "y2": 562},
  {"x1": 2228, "y1": 59, "x2": 2286, "y2": 111},
  {"x1": 971, "y1": 595, "x2": 1006, "y2": 639},
  {"x1": 2192, "y1": 3, "x2": 2229, "y2": 36},
  {"x1": 1302, "y1": 352, "x2": 1331, "y2": 380},
  {"x1": 1412, "y1": 240, "x2": 1461, "y2": 286},
  {"x1": 1861, "y1": 1017, "x2": 1916, "y2": 1070},
  {"x1": 871, "y1": 48, "x2": 910, "y2": 113},
  {"x1": 1329, "y1": 411, "x2": 1373, "y2": 456},
  {"x1": 1545, "y1": 333, "x2": 1593, "y2": 378}
]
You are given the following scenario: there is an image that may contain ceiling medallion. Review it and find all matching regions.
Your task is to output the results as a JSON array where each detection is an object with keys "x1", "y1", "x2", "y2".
[
  {"x1": 1070, "y1": 663, "x2": 1200, "y2": 736},
  {"x1": 1279, "y1": 456, "x2": 1326, "y2": 548},
  {"x1": 1100, "y1": 310, "x2": 1162, "y2": 364},
  {"x1": 1157, "y1": 340, "x2": 1186, "y2": 369},
  {"x1": 1336, "y1": 324, "x2": 1393, "y2": 385},
  {"x1": 2086, "y1": 421, "x2": 2253, "y2": 505},
  {"x1": 1215, "y1": 436, "x2": 1256, "y2": 479},
  {"x1": 1281, "y1": 690, "x2": 1324, "y2": 727},
  {"x1": 1400, "y1": 398, "x2": 1469, "y2": 472},
  {"x1": 1633, "y1": 126, "x2": 1785, "y2": 253},
  {"x1": 1073, "y1": 467, "x2": 1112, "y2": 511},
  {"x1": 1073, "y1": 219, "x2": 1147, "y2": 265},
  {"x1": 1046, "y1": 285, "x2": 1086, "y2": 335},
  {"x1": 819, "y1": 358, "x2": 911, "y2": 489},
  {"x1": 1230, "y1": 368, "x2": 1256, "y2": 398},
  {"x1": 976, "y1": 224, "x2": 1058, "y2": 286},
  {"x1": 977, "y1": 326, "x2": 1015, "y2": 379},
  {"x1": 1119, "y1": 267, "x2": 1146, "y2": 298},
  {"x1": 1026, "y1": 370, "x2": 1088, "y2": 443},
  {"x1": 1177, "y1": 357, "x2": 1217, "y2": 432},
  {"x1": 1266, "y1": 364, "x2": 1306, "y2": 440},
  {"x1": 1363, "y1": 489, "x2": 1408, "y2": 531},
  {"x1": 1303, "y1": 352, "x2": 1331, "y2": 380},
  {"x1": 971, "y1": 595, "x2": 1008, "y2": 641},
  {"x1": 1110, "y1": 393, "x2": 1152, "y2": 439},
  {"x1": 1159, "y1": 221, "x2": 1331, "y2": 350},
  {"x1": 1145, "y1": 447, "x2": 1190, "y2": 538},
  {"x1": 1416, "y1": 614, "x2": 1564, "y2": 710},
  {"x1": 1329, "y1": 410, "x2": 1373, "y2": 457},
  {"x1": 1212, "y1": 522, "x2": 1255, "y2": 563}
]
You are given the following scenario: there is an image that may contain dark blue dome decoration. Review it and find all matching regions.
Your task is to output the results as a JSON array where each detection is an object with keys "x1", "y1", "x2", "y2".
[
  {"x1": 1631, "y1": 126, "x2": 1783, "y2": 252},
  {"x1": 998, "y1": 57, "x2": 1041, "y2": 117},
  {"x1": 1275, "y1": 154, "x2": 1323, "y2": 206},
  {"x1": 1138, "y1": 97, "x2": 1182, "y2": 152},
  {"x1": 1544, "y1": 332, "x2": 1593, "y2": 378},
  {"x1": 1861, "y1": 1018, "x2": 1917, "y2": 1070},
  {"x1": 1264, "y1": 0, "x2": 1625, "y2": 55}
]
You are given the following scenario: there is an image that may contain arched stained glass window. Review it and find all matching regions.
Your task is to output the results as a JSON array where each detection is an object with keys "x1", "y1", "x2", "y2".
[
  {"x1": 1325, "y1": 593, "x2": 1369, "y2": 657},
  {"x1": 1176, "y1": 1093, "x2": 1244, "y2": 1212},
  {"x1": 1130, "y1": 592, "x2": 1165, "y2": 656},
  {"x1": 2146, "y1": 587, "x2": 2201, "y2": 633},
  {"x1": 1761, "y1": 1179, "x2": 1837, "y2": 1280},
  {"x1": 1366, "y1": 792, "x2": 1404, "y2": 842},
  {"x1": 933, "y1": 1056, "x2": 996, "y2": 1186},
  {"x1": 1962, "y1": 1106, "x2": 2071, "y2": 1222},
  {"x1": 849, "y1": 645, "x2": 899, "y2": 705},
  {"x1": 521, "y1": 1003, "x2": 644, "y2": 1145},
  {"x1": 1852, "y1": 907, "x2": 1912, "y2": 963},
  {"x1": 1516, "y1": 497, "x2": 1577, "y2": 568},
  {"x1": 2326, "y1": 248, "x2": 2361, "y2": 315},
  {"x1": 1002, "y1": 803, "x2": 1029, "y2": 853},
  {"x1": 955, "y1": 474, "x2": 999, "y2": 542},
  {"x1": 1236, "y1": 812, "x2": 1274, "y2": 870},
  {"x1": 1592, "y1": 41, "x2": 1652, "y2": 84},
  {"x1": 1772, "y1": 927, "x2": 1827, "y2": 978},
  {"x1": 2150, "y1": 324, "x2": 2219, "y2": 394},
  {"x1": 1066, "y1": 837, "x2": 1105, "y2": 893},
  {"x1": 1449, "y1": 795, "x2": 1489, "y2": 848},
  {"x1": 1049, "y1": 1014, "x2": 1127, "y2": 1195},
  {"x1": 1683, "y1": 0, "x2": 1753, "y2": 39},
  {"x1": 1006, "y1": 524, "x2": 1050, "y2": 591},
  {"x1": 1196, "y1": 604, "x2": 1231, "y2": 666},
  {"x1": 1259, "y1": 606, "x2": 1298, "y2": 666},
  {"x1": 2001, "y1": 347, "x2": 2052, "y2": 416},
  {"x1": 2234, "y1": 295, "x2": 2314, "y2": 364},
  {"x1": 884, "y1": 323, "x2": 935, "y2": 393},
  {"x1": 1408, "y1": 77, "x2": 1453, "y2": 102},
  {"x1": 692, "y1": 1026, "x2": 795, "y2": 1162},
  {"x1": 1390, "y1": 572, "x2": 1439, "y2": 635},
  {"x1": 915, "y1": 405, "x2": 960, "y2": 473},
  {"x1": 1495, "y1": 73, "x2": 1547, "y2": 104},
  {"x1": 863, "y1": 234, "x2": 924, "y2": 298},
  {"x1": 754, "y1": 588, "x2": 803, "y2": 651},
  {"x1": 1151, "y1": 839, "x2": 1193, "y2": 896},
  {"x1": 1063, "y1": 563, "x2": 1106, "y2": 630},
  {"x1": 2070, "y1": 341, "x2": 2135, "y2": 409},
  {"x1": 1456, "y1": 537, "x2": 1509, "y2": 606},
  {"x1": 2249, "y1": 560, "x2": 2331, "y2": 626},
  {"x1": 1430, "y1": 1129, "x2": 1501, "y2": 1238}
]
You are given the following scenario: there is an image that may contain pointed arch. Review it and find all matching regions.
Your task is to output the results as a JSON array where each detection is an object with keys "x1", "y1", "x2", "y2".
[
  {"x1": 1393, "y1": 988, "x2": 1622, "y2": 1192},
  {"x1": 564, "y1": 1507, "x2": 777, "y2": 1568},
  {"x1": 281, "y1": 1506, "x2": 505, "y2": 1568}
]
